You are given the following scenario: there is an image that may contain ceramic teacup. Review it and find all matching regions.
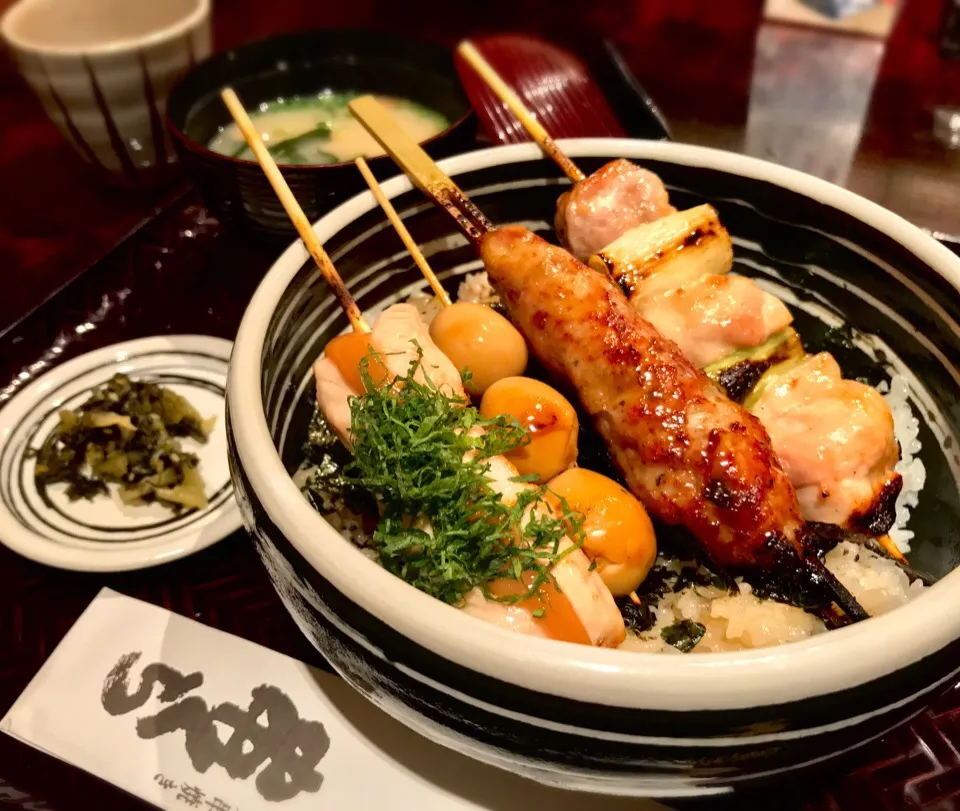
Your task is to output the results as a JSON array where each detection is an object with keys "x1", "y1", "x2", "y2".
[{"x1": 1, "y1": 0, "x2": 211, "y2": 187}]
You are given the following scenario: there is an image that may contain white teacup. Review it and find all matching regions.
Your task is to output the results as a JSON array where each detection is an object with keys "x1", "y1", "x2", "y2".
[{"x1": 1, "y1": 0, "x2": 212, "y2": 186}]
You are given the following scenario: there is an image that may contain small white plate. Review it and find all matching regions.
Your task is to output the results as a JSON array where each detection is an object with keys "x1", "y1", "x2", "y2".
[{"x1": 0, "y1": 335, "x2": 240, "y2": 572}]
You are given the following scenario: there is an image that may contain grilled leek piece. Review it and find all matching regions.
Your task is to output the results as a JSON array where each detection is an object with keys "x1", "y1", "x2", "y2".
[
  {"x1": 705, "y1": 327, "x2": 805, "y2": 403},
  {"x1": 743, "y1": 353, "x2": 811, "y2": 412},
  {"x1": 588, "y1": 204, "x2": 734, "y2": 301}
]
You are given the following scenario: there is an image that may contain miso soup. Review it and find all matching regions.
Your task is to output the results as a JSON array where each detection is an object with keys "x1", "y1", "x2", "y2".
[{"x1": 208, "y1": 92, "x2": 449, "y2": 165}]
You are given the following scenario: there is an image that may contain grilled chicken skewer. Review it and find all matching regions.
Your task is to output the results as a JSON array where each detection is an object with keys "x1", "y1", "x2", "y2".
[
  {"x1": 348, "y1": 95, "x2": 869, "y2": 622},
  {"x1": 590, "y1": 205, "x2": 793, "y2": 371},
  {"x1": 591, "y1": 207, "x2": 905, "y2": 551},
  {"x1": 484, "y1": 226, "x2": 804, "y2": 567},
  {"x1": 452, "y1": 49, "x2": 905, "y2": 557},
  {"x1": 223, "y1": 87, "x2": 624, "y2": 648},
  {"x1": 457, "y1": 43, "x2": 792, "y2": 385},
  {"x1": 487, "y1": 228, "x2": 868, "y2": 619}
]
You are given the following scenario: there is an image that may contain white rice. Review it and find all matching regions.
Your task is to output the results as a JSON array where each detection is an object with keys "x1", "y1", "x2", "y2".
[
  {"x1": 295, "y1": 462, "x2": 373, "y2": 550},
  {"x1": 408, "y1": 273, "x2": 499, "y2": 326},
  {"x1": 878, "y1": 375, "x2": 926, "y2": 553},
  {"x1": 620, "y1": 575, "x2": 827, "y2": 654},
  {"x1": 406, "y1": 291, "x2": 446, "y2": 325},
  {"x1": 824, "y1": 541, "x2": 925, "y2": 615},
  {"x1": 620, "y1": 542, "x2": 924, "y2": 654},
  {"x1": 457, "y1": 272, "x2": 499, "y2": 307}
]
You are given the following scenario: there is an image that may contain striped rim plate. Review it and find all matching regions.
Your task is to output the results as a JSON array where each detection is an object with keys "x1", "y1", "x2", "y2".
[{"x1": 0, "y1": 335, "x2": 239, "y2": 571}]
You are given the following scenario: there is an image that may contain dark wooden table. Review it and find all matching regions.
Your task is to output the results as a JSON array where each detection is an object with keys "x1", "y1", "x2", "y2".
[{"x1": 2, "y1": 1, "x2": 960, "y2": 809}]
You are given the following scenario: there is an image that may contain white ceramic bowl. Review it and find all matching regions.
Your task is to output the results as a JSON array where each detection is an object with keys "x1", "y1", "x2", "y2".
[{"x1": 227, "y1": 140, "x2": 960, "y2": 798}]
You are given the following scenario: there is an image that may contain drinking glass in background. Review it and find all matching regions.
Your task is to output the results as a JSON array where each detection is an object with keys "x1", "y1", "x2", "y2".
[
  {"x1": 745, "y1": 24, "x2": 886, "y2": 186},
  {"x1": 1, "y1": 0, "x2": 211, "y2": 188}
]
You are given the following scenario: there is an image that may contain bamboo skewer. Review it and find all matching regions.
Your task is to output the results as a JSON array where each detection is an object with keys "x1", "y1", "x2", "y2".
[
  {"x1": 355, "y1": 157, "x2": 452, "y2": 308},
  {"x1": 877, "y1": 534, "x2": 908, "y2": 564},
  {"x1": 220, "y1": 87, "x2": 369, "y2": 334},
  {"x1": 348, "y1": 96, "x2": 492, "y2": 246},
  {"x1": 457, "y1": 40, "x2": 585, "y2": 185}
]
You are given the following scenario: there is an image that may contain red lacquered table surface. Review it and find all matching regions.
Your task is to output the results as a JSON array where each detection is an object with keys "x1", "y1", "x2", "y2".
[{"x1": 2, "y1": 2, "x2": 960, "y2": 809}]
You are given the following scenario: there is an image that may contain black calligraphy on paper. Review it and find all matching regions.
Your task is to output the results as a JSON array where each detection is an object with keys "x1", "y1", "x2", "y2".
[
  {"x1": 175, "y1": 783, "x2": 205, "y2": 808},
  {"x1": 154, "y1": 775, "x2": 235, "y2": 811},
  {"x1": 138, "y1": 685, "x2": 328, "y2": 801},
  {"x1": 102, "y1": 652, "x2": 329, "y2": 802},
  {"x1": 102, "y1": 653, "x2": 204, "y2": 713}
]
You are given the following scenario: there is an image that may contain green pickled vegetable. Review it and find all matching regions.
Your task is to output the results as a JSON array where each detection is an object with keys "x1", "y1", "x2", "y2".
[{"x1": 29, "y1": 373, "x2": 214, "y2": 513}]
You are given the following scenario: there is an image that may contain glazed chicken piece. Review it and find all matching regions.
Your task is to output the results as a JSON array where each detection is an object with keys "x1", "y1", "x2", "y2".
[
  {"x1": 313, "y1": 303, "x2": 625, "y2": 647},
  {"x1": 482, "y1": 226, "x2": 805, "y2": 568},
  {"x1": 748, "y1": 353, "x2": 903, "y2": 534},
  {"x1": 555, "y1": 159, "x2": 675, "y2": 261},
  {"x1": 634, "y1": 275, "x2": 794, "y2": 369}
]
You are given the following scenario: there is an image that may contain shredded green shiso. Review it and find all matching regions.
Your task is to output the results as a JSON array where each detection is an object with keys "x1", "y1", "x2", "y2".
[{"x1": 319, "y1": 350, "x2": 585, "y2": 607}]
